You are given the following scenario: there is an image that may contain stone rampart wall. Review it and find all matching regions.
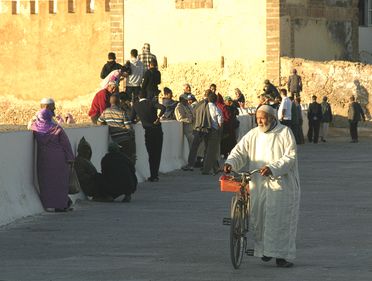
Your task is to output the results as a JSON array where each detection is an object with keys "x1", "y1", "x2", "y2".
[{"x1": 281, "y1": 57, "x2": 372, "y2": 126}]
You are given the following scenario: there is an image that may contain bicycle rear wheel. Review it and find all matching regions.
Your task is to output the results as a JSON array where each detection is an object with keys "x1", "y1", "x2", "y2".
[{"x1": 230, "y1": 197, "x2": 246, "y2": 269}]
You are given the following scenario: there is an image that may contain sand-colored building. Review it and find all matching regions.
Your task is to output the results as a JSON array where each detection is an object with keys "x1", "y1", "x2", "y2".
[{"x1": 0, "y1": 0, "x2": 371, "y2": 124}]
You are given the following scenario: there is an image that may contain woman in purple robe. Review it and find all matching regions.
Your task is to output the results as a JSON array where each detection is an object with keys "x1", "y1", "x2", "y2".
[{"x1": 31, "y1": 108, "x2": 74, "y2": 212}]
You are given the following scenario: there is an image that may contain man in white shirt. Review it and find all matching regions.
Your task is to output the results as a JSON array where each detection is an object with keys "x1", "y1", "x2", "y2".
[
  {"x1": 126, "y1": 49, "x2": 144, "y2": 103},
  {"x1": 278, "y1": 89, "x2": 292, "y2": 127}
]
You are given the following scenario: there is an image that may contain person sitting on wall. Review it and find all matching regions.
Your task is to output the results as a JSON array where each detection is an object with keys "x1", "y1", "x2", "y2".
[
  {"x1": 263, "y1": 79, "x2": 280, "y2": 100},
  {"x1": 98, "y1": 94, "x2": 136, "y2": 165},
  {"x1": 100, "y1": 52, "x2": 123, "y2": 79},
  {"x1": 161, "y1": 87, "x2": 178, "y2": 120},
  {"x1": 101, "y1": 143, "x2": 137, "y2": 202},
  {"x1": 88, "y1": 82, "x2": 117, "y2": 124}
]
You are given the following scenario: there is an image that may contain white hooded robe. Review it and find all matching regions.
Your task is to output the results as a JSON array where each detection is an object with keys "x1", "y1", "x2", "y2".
[{"x1": 225, "y1": 123, "x2": 300, "y2": 260}]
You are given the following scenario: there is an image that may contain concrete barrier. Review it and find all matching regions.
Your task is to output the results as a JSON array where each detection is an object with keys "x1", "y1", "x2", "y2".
[
  {"x1": 0, "y1": 126, "x2": 109, "y2": 226},
  {"x1": 0, "y1": 116, "x2": 255, "y2": 226}
]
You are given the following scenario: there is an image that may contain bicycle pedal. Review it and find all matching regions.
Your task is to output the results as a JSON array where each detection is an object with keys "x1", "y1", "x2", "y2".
[
  {"x1": 246, "y1": 249, "x2": 254, "y2": 256},
  {"x1": 222, "y1": 217, "x2": 231, "y2": 225}
]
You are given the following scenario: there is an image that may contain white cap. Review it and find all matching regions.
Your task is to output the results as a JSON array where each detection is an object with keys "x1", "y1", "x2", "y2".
[
  {"x1": 40, "y1": 98, "x2": 55, "y2": 105},
  {"x1": 257, "y1": 105, "x2": 277, "y2": 119}
]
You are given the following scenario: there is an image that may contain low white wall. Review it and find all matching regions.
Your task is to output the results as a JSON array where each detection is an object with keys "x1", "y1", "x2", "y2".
[
  {"x1": 0, "y1": 131, "x2": 44, "y2": 226},
  {"x1": 0, "y1": 117, "x2": 255, "y2": 226},
  {"x1": 0, "y1": 126, "x2": 109, "y2": 226}
]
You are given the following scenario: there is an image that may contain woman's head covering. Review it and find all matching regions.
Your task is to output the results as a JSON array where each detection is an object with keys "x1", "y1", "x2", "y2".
[
  {"x1": 77, "y1": 137, "x2": 92, "y2": 160},
  {"x1": 108, "y1": 142, "x2": 121, "y2": 153},
  {"x1": 256, "y1": 105, "x2": 277, "y2": 120},
  {"x1": 31, "y1": 109, "x2": 57, "y2": 133}
]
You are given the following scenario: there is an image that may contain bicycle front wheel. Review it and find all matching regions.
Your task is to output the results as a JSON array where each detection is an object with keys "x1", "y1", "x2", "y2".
[{"x1": 230, "y1": 197, "x2": 246, "y2": 269}]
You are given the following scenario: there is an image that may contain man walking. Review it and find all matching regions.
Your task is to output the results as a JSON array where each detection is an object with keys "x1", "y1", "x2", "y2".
[
  {"x1": 287, "y1": 69, "x2": 302, "y2": 97},
  {"x1": 320, "y1": 96, "x2": 333, "y2": 142},
  {"x1": 348, "y1": 95, "x2": 366, "y2": 143},
  {"x1": 130, "y1": 91, "x2": 165, "y2": 182},
  {"x1": 224, "y1": 105, "x2": 300, "y2": 268},
  {"x1": 126, "y1": 49, "x2": 144, "y2": 103},
  {"x1": 307, "y1": 95, "x2": 323, "y2": 143}
]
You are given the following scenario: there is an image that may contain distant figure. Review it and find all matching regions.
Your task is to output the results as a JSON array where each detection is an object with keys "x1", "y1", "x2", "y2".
[
  {"x1": 161, "y1": 87, "x2": 178, "y2": 120},
  {"x1": 126, "y1": 49, "x2": 144, "y2": 103},
  {"x1": 175, "y1": 94, "x2": 194, "y2": 147},
  {"x1": 289, "y1": 95, "x2": 300, "y2": 144},
  {"x1": 307, "y1": 95, "x2": 323, "y2": 143},
  {"x1": 287, "y1": 68, "x2": 303, "y2": 97},
  {"x1": 100, "y1": 52, "x2": 122, "y2": 79},
  {"x1": 139, "y1": 43, "x2": 157, "y2": 70},
  {"x1": 183, "y1": 83, "x2": 192, "y2": 96},
  {"x1": 320, "y1": 96, "x2": 333, "y2": 142},
  {"x1": 187, "y1": 94, "x2": 198, "y2": 109},
  {"x1": 100, "y1": 67, "x2": 128, "y2": 90},
  {"x1": 101, "y1": 143, "x2": 137, "y2": 203},
  {"x1": 278, "y1": 89, "x2": 292, "y2": 127},
  {"x1": 220, "y1": 96, "x2": 239, "y2": 159},
  {"x1": 264, "y1": 80, "x2": 280, "y2": 100},
  {"x1": 89, "y1": 82, "x2": 117, "y2": 124},
  {"x1": 295, "y1": 96, "x2": 305, "y2": 144},
  {"x1": 130, "y1": 91, "x2": 166, "y2": 182},
  {"x1": 30, "y1": 98, "x2": 74, "y2": 212},
  {"x1": 233, "y1": 88, "x2": 246, "y2": 109},
  {"x1": 98, "y1": 94, "x2": 136, "y2": 164},
  {"x1": 348, "y1": 95, "x2": 365, "y2": 143},
  {"x1": 142, "y1": 60, "x2": 161, "y2": 101}
]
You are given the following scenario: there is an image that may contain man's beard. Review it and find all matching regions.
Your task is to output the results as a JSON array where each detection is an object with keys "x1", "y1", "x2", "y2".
[
  {"x1": 258, "y1": 120, "x2": 276, "y2": 133},
  {"x1": 258, "y1": 124, "x2": 271, "y2": 133}
]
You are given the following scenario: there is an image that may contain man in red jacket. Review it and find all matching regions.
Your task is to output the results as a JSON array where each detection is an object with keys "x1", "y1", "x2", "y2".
[{"x1": 89, "y1": 82, "x2": 117, "y2": 124}]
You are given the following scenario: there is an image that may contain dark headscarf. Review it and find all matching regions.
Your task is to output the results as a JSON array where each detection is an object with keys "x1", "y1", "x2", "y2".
[{"x1": 77, "y1": 137, "x2": 92, "y2": 160}]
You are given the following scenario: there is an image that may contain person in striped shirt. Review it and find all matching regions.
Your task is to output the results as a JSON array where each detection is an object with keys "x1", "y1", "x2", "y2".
[{"x1": 98, "y1": 94, "x2": 136, "y2": 164}]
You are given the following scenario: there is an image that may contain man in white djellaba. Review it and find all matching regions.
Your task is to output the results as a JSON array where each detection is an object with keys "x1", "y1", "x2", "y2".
[{"x1": 223, "y1": 105, "x2": 300, "y2": 268}]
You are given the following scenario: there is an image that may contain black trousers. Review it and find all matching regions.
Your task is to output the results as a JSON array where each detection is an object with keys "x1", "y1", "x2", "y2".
[
  {"x1": 308, "y1": 120, "x2": 321, "y2": 143},
  {"x1": 349, "y1": 120, "x2": 358, "y2": 141},
  {"x1": 126, "y1": 86, "x2": 141, "y2": 103},
  {"x1": 188, "y1": 131, "x2": 208, "y2": 167},
  {"x1": 144, "y1": 126, "x2": 163, "y2": 179}
]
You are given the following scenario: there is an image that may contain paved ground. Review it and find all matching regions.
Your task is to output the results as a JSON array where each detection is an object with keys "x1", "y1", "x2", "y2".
[{"x1": 0, "y1": 136, "x2": 372, "y2": 281}]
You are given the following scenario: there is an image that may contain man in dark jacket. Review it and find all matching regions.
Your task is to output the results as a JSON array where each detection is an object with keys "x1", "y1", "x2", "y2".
[
  {"x1": 307, "y1": 95, "x2": 323, "y2": 143},
  {"x1": 263, "y1": 80, "x2": 280, "y2": 100},
  {"x1": 130, "y1": 91, "x2": 166, "y2": 182},
  {"x1": 142, "y1": 60, "x2": 161, "y2": 101},
  {"x1": 182, "y1": 90, "x2": 214, "y2": 172},
  {"x1": 348, "y1": 95, "x2": 366, "y2": 143},
  {"x1": 287, "y1": 69, "x2": 303, "y2": 97},
  {"x1": 320, "y1": 96, "x2": 333, "y2": 142},
  {"x1": 161, "y1": 87, "x2": 178, "y2": 120},
  {"x1": 100, "y1": 52, "x2": 122, "y2": 79}
]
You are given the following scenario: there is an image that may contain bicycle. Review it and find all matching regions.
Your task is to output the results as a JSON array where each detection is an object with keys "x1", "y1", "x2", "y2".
[{"x1": 220, "y1": 169, "x2": 261, "y2": 269}]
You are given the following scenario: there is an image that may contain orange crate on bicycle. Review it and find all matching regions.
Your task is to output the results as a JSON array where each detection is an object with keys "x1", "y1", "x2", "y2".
[{"x1": 219, "y1": 175, "x2": 247, "y2": 192}]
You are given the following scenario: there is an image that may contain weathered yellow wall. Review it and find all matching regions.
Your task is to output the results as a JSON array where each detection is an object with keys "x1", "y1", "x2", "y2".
[
  {"x1": 0, "y1": 0, "x2": 112, "y2": 101},
  {"x1": 124, "y1": 0, "x2": 266, "y2": 64}
]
